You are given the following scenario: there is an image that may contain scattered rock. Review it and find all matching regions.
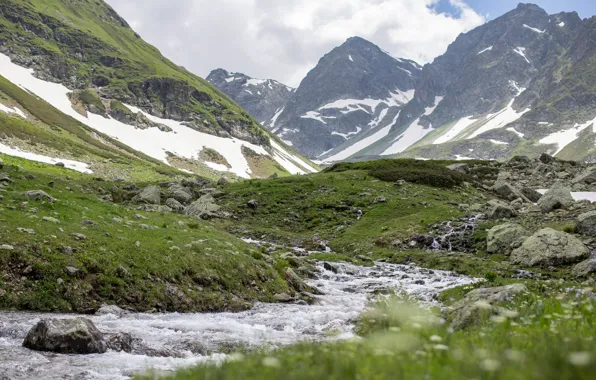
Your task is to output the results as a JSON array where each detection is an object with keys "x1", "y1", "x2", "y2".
[
  {"x1": 17, "y1": 228, "x2": 36, "y2": 235},
  {"x1": 490, "y1": 181, "x2": 527, "y2": 202},
  {"x1": 577, "y1": 211, "x2": 596, "y2": 236},
  {"x1": 42, "y1": 216, "x2": 60, "y2": 224},
  {"x1": 217, "y1": 178, "x2": 229, "y2": 186},
  {"x1": 323, "y1": 262, "x2": 339, "y2": 273},
  {"x1": 520, "y1": 188, "x2": 542, "y2": 203},
  {"x1": 372, "y1": 196, "x2": 387, "y2": 204},
  {"x1": 70, "y1": 233, "x2": 88, "y2": 241},
  {"x1": 184, "y1": 194, "x2": 222, "y2": 219},
  {"x1": 24, "y1": 190, "x2": 56, "y2": 203},
  {"x1": 132, "y1": 185, "x2": 161, "y2": 205},
  {"x1": 539, "y1": 153, "x2": 556, "y2": 164},
  {"x1": 487, "y1": 202, "x2": 517, "y2": 219},
  {"x1": 273, "y1": 293, "x2": 293, "y2": 302},
  {"x1": 537, "y1": 182, "x2": 574, "y2": 213},
  {"x1": 65, "y1": 266, "x2": 79, "y2": 275},
  {"x1": 55, "y1": 162, "x2": 65, "y2": 168},
  {"x1": 22, "y1": 318, "x2": 107, "y2": 354},
  {"x1": 446, "y1": 284, "x2": 527, "y2": 329},
  {"x1": 165, "y1": 198, "x2": 185, "y2": 213},
  {"x1": 81, "y1": 218, "x2": 98, "y2": 226},
  {"x1": 572, "y1": 168, "x2": 596, "y2": 185},
  {"x1": 510, "y1": 228, "x2": 589, "y2": 267},
  {"x1": 487, "y1": 223, "x2": 529, "y2": 255},
  {"x1": 0, "y1": 244, "x2": 14, "y2": 250},
  {"x1": 572, "y1": 259, "x2": 596, "y2": 277},
  {"x1": 247, "y1": 199, "x2": 259, "y2": 209},
  {"x1": 446, "y1": 163, "x2": 470, "y2": 174}
]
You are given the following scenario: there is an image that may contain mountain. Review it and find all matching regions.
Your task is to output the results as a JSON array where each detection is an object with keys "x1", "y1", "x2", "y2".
[
  {"x1": 206, "y1": 69, "x2": 294, "y2": 126},
  {"x1": 346, "y1": 4, "x2": 596, "y2": 162},
  {"x1": 208, "y1": 3, "x2": 596, "y2": 164},
  {"x1": 209, "y1": 37, "x2": 422, "y2": 159},
  {"x1": 0, "y1": 0, "x2": 317, "y2": 180}
]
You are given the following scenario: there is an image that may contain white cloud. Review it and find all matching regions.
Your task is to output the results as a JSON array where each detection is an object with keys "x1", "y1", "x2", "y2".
[{"x1": 106, "y1": 0, "x2": 485, "y2": 87}]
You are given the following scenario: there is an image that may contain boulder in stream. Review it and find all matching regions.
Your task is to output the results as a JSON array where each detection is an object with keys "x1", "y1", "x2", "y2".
[{"x1": 23, "y1": 318, "x2": 107, "y2": 354}]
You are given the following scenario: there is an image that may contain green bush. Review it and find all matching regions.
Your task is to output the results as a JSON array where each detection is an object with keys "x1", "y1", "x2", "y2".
[{"x1": 325, "y1": 159, "x2": 470, "y2": 188}]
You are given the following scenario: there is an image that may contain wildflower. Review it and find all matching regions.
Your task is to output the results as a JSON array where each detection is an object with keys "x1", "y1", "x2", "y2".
[
  {"x1": 433, "y1": 344, "x2": 449, "y2": 351},
  {"x1": 500, "y1": 309, "x2": 519, "y2": 319},
  {"x1": 480, "y1": 359, "x2": 501, "y2": 372},
  {"x1": 504, "y1": 350, "x2": 525, "y2": 363},
  {"x1": 227, "y1": 353, "x2": 245, "y2": 362},
  {"x1": 569, "y1": 352, "x2": 592, "y2": 366},
  {"x1": 491, "y1": 316, "x2": 507, "y2": 324},
  {"x1": 473, "y1": 300, "x2": 492, "y2": 310},
  {"x1": 429, "y1": 335, "x2": 443, "y2": 343},
  {"x1": 262, "y1": 357, "x2": 281, "y2": 368}
]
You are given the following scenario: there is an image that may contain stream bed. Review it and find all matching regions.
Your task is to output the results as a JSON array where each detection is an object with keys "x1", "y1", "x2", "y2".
[{"x1": 0, "y1": 262, "x2": 479, "y2": 379}]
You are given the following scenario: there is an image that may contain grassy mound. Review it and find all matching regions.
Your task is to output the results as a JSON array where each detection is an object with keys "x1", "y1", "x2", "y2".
[{"x1": 325, "y1": 159, "x2": 474, "y2": 188}]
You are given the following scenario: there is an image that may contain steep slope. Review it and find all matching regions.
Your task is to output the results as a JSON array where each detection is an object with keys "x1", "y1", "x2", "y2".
[
  {"x1": 0, "y1": 0, "x2": 317, "y2": 178},
  {"x1": 269, "y1": 37, "x2": 422, "y2": 158},
  {"x1": 349, "y1": 4, "x2": 595, "y2": 162},
  {"x1": 206, "y1": 69, "x2": 294, "y2": 127}
]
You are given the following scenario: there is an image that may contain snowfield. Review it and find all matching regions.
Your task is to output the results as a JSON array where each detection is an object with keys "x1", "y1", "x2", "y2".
[{"x1": 0, "y1": 53, "x2": 315, "y2": 178}]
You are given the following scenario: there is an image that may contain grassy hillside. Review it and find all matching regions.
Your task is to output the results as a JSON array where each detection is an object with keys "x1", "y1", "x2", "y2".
[
  {"x1": 0, "y1": 154, "x2": 290, "y2": 312},
  {"x1": 0, "y1": 0, "x2": 269, "y2": 143}
]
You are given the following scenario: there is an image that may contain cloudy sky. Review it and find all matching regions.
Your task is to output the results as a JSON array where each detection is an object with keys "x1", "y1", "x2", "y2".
[{"x1": 105, "y1": 0, "x2": 595, "y2": 87}]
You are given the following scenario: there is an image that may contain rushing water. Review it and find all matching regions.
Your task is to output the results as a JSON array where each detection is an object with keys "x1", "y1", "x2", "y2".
[{"x1": 0, "y1": 262, "x2": 479, "y2": 380}]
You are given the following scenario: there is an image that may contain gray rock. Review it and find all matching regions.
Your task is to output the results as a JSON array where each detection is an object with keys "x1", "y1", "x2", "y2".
[
  {"x1": 446, "y1": 163, "x2": 470, "y2": 174},
  {"x1": 372, "y1": 196, "x2": 388, "y2": 204},
  {"x1": 17, "y1": 228, "x2": 36, "y2": 235},
  {"x1": 217, "y1": 177, "x2": 229, "y2": 186},
  {"x1": 0, "y1": 244, "x2": 14, "y2": 250},
  {"x1": 22, "y1": 318, "x2": 107, "y2": 354},
  {"x1": 510, "y1": 228, "x2": 589, "y2": 267},
  {"x1": 520, "y1": 188, "x2": 542, "y2": 203},
  {"x1": 273, "y1": 293, "x2": 293, "y2": 302},
  {"x1": 572, "y1": 259, "x2": 596, "y2": 277},
  {"x1": 70, "y1": 233, "x2": 88, "y2": 241},
  {"x1": 65, "y1": 266, "x2": 79, "y2": 275},
  {"x1": 487, "y1": 202, "x2": 517, "y2": 219},
  {"x1": 42, "y1": 216, "x2": 60, "y2": 224},
  {"x1": 446, "y1": 284, "x2": 527, "y2": 329},
  {"x1": 247, "y1": 199, "x2": 259, "y2": 209},
  {"x1": 577, "y1": 211, "x2": 596, "y2": 236},
  {"x1": 490, "y1": 181, "x2": 527, "y2": 202},
  {"x1": 572, "y1": 168, "x2": 596, "y2": 185},
  {"x1": 96, "y1": 305, "x2": 128, "y2": 317},
  {"x1": 24, "y1": 190, "x2": 56, "y2": 203},
  {"x1": 165, "y1": 198, "x2": 185, "y2": 213},
  {"x1": 132, "y1": 185, "x2": 161, "y2": 205},
  {"x1": 537, "y1": 182, "x2": 574, "y2": 213},
  {"x1": 184, "y1": 194, "x2": 222, "y2": 219},
  {"x1": 486, "y1": 223, "x2": 529, "y2": 255},
  {"x1": 169, "y1": 184, "x2": 193, "y2": 204}
]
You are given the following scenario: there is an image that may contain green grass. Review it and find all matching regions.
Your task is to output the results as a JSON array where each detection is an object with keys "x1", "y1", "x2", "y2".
[
  {"x1": 215, "y1": 162, "x2": 483, "y2": 254},
  {"x1": 0, "y1": 156, "x2": 289, "y2": 312}
]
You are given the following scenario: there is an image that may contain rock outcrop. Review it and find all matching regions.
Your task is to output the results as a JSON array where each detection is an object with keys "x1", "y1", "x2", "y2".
[
  {"x1": 510, "y1": 228, "x2": 589, "y2": 267},
  {"x1": 23, "y1": 318, "x2": 107, "y2": 354}
]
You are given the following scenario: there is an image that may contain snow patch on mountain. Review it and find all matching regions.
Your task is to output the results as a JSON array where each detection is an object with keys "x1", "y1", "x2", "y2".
[
  {"x1": 523, "y1": 24, "x2": 546, "y2": 34},
  {"x1": 539, "y1": 116, "x2": 596, "y2": 155},
  {"x1": 0, "y1": 103, "x2": 27, "y2": 118},
  {"x1": 0, "y1": 53, "x2": 313, "y2": 177},
  {"x1": 0, "y1": 142, "x2": 92, "y2": 173},
  {"x1": 514, "y1": 47, "x2": 531, "y2": 64},
  {"x1": 477, "y1": 46, "x2": 493, "y2": 55},
  {"x1": 323, "y1": 112, "x2": 400, "y2": 162},
  {"x1": 433, "y1": 116, "x2": 477, "y2": 144}
]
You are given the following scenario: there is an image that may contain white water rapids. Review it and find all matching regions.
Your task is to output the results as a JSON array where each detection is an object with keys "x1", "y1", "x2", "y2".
[{"x1": 0, "y1": 262, "x2": 478, "y2": 379}]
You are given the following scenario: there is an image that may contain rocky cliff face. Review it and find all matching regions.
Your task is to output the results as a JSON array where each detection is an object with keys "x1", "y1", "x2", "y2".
[
  {"x1": 350, "y1": 4, "x2": 596, "y2": 162},
  {"x1": 208, "y1": 37, "x2": 422, "y2": 159},
  {"x1": 206, "y1": 69, "x2": 294, "y2": 127}
]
